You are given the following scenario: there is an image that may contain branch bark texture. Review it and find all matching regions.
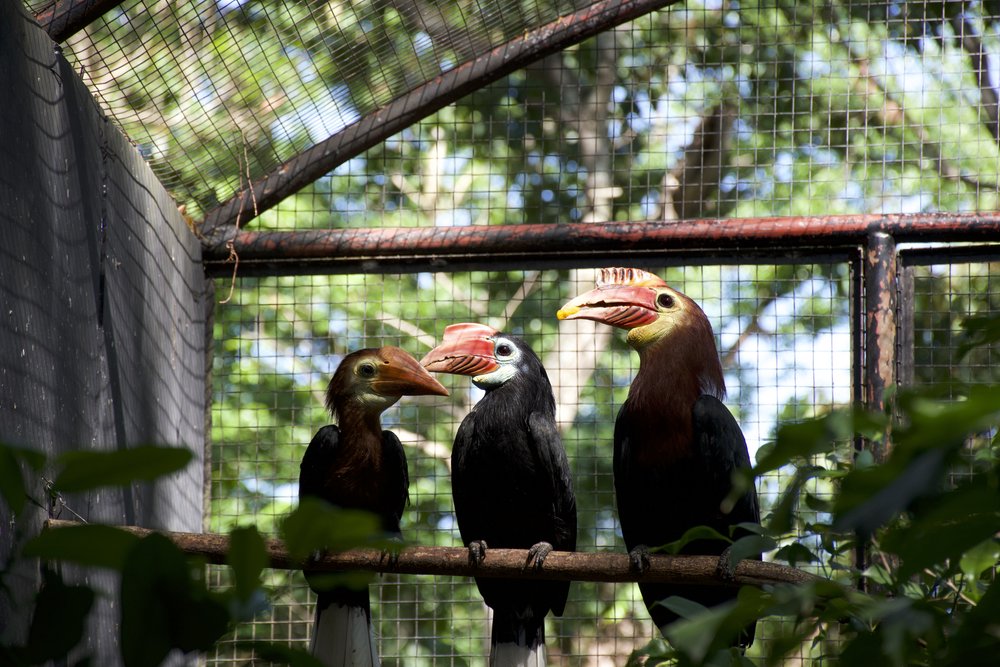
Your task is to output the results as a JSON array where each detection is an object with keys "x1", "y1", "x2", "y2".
[{"x1": 45, "y1": 519, "x2": 821, "y2": 588}]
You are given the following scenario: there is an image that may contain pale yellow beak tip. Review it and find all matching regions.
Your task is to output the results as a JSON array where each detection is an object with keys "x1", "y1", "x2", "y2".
[{"x1": 556, "y1": 306, "x2": 578, "y2": 320}]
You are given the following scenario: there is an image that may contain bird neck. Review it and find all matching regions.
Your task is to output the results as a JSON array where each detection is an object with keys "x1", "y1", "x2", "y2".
[
  {"x1": 479, "y1": 372, "x2": 555, "y2": 418},
  {"x1": 623, "y1": 335, "x2": 726, "y2": 462},
  {"x1": 629, "y1": 346, "x2": 702, "y2": 425},
  {"x1": 631, "y1": 322, "x2": 725, "y2": 402},
  {"x1": 333, "y1": 403, "x2": 385, "y2": 461}
]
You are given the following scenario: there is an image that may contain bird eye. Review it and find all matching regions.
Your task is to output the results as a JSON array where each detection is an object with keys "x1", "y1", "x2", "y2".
[
  {"x1": 358, "y1": 362, "x2": 377, "y2": 378},
  {"x1": 657, "y1": 292, "x2": 675, "y2": 309},
  {"x1": 496, "y1": 343, "x2": 513, "y2": 357}
]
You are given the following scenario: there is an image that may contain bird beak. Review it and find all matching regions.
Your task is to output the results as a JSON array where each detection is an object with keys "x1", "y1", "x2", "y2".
[
  {"x1": 373, "y1": 347, "x2": 450, "y2": 396},
  {"x1": 556, "y1": 285, "x2": 660, "y2": 330},
  {"x1": 420, "y1": 323, "x2": 500, "y2": 376}
]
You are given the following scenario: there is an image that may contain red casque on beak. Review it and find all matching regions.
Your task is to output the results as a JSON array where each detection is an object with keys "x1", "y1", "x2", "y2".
[
  {"x1": 556, "y1": 285, "x2": 660, "y2": 330},
  {"x1": 372, "y1": 346, "x2": 449, "y2": 396},
  {"x1": 421, "y1": 323, "x2": 501, "y2": 376}
]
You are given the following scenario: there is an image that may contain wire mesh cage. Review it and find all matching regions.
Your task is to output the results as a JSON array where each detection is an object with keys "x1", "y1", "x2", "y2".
[{"x1": 206, "y1": 262, "x2": 855, "y2": 664}]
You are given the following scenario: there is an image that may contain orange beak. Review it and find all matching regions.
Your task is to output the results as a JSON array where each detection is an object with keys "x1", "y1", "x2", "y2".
[
  {"x1": 421, "y1": 323, "x2": 501, "y2": 376},
  {"x1": 372, "y1": 346, "x2": 449, "y2": 396},
  {"x1": 556, "y1": 285, "x2": 660, "y2": 330}
]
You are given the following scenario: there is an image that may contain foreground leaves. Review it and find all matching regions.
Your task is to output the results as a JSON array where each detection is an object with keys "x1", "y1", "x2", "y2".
[
  {"x1": 53, "y1": 445, "x2": 193, "y2": 493},
  {"x1": 632, "y1": 378, "x2": 1000, "y2": 666},
  {"x1": 121, "y1": 533, "x2": 230, "y2": 667}
]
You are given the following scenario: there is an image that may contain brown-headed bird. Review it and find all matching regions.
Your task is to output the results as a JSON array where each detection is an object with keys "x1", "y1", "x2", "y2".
[
  {"x1": 557, "y1": 268, "x2": 759, "y2": 648},
  {"x1": 421, "y1": 323, "x2": 577, "y2": 667},
  {"x1": 299, "y1": 347, "x2": 449, "y2": 667}
]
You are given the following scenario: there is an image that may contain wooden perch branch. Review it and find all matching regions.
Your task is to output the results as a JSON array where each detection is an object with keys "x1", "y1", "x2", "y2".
[{"x1": 44, "y1": 519, "x2": 820, "y2": 588}]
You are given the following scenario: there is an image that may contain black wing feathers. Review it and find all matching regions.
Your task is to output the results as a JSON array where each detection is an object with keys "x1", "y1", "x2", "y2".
[
  {"x1": 299, "y1": 424, "x2": 340, "y2": 502},
  {"x1": 297, "y1": 424, "x2": 409, "y2": 534},
  {"x1": 692, "y1": 395, "x2": 760, "y2": 531},
  {"x1": 379, "y1": 429, "x2": 409, "y2": 535},
  {"x1": 614, "y1": 391, "x2": 759, "y2": 646},
  {"x1": 528, "y1": 411, "x2": 578, "y2": 555}
]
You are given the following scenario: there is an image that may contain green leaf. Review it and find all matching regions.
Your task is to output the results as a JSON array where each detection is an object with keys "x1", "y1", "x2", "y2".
[
  {"x1": 725, "y1": 534, "x2": 776, "y2": 572},
  {"x1": 833, "y1": 448, "x2": 950, "y2": 536},
  {"x1": 773, "y1": 542, "x2": 819, "y2": 567},
  {"x1": 944, "y1": 577, "x2": 1000, "y2": 663},
  {"x1": 959, "y1": 539, "x2": 1000, "y2": 582},
  {"x1": 881, "y1": 481, "x2": 1000, "y2": 580},
  {"x1": 121, "y1": 533, "x2": 230, "y2": 667},
  {"x1": 754, "y1": 409, "x2": 869, "y2": 477},
  {"x1": 25, "y1": 569, "x2": 94, "y2": 663},
  {"x1": 654, "y1": 525, "x2": 731, "y2": 555},
  {"x1": 656, "y1": 595, "x2": 709, "y2": 620},
  {"x1": 0, "y1": 442, "x2": 45, "y2": 515},
  {"x1": 23, "y1": 523, "x2": 139, "y2": 570},
  {"x1": 660, "y1": 587, "x2": 769, "y2": 664},
  {"x1": 861, "y1": 564, "x2": 895, "y2": 587},
  {"x1": 764, "y1": 466, "x2": 825, "y2": 534},
  {"x1": 280, "y1": 497, "x2": 383, "y2": 563},
  {"x1": 956, "y1": 313, "x2": 1000, "y2": 359},
  {"x1": 53, "y1": 445, "x2": 193, "y2": 493},
  {"x1": 227, "y1": 525, "x2": 268, "y2": 602}
]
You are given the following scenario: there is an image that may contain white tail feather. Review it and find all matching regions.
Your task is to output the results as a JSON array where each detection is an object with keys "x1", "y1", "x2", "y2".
[
  {"x1": 489, "y1": 642, "x2": 546, "y2": 667},
  {"x1": 310, "y1": 603, "x2": 379, "y2": 667}
]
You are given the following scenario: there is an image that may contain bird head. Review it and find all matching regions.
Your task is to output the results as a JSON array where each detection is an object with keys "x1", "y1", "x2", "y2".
[
  {"x1": 557, "y1": 267, "x2": 711, "y2": 350},
  {"x1": 557, "y1": 267, "x2": 724, "y2": 397},
  {"x1": 420, "y1": 323, "x2": 536, "y2": 390},
  {"x1": 326, "y1": 346, "x2": 449, "y2": 420}
]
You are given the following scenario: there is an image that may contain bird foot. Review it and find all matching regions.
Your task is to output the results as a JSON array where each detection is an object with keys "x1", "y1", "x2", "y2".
[
  {"x1": 468, "y1": 540, "x2": 488, "y2": 566},
  {"x1": 525, "y1": 541, "x2": 554, "y2": 571},
  {"x1": 628, "y1": 545, "x2": 652, "y2": 574},
  {"x1": 306, "y1": 548, "x2": 328, "y2": 568},
  {"x1": 716, "y1": 544, "x2": 738, "y2": 582},
  {"x1": 380, "y1": 536, "x2": 404, "y2": 569}
]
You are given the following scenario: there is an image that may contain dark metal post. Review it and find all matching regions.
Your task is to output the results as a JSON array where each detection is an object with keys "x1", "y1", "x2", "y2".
[
  {"x1": 850, "y1": 251, "x2": 866, "y2": 581},
  {"x1": 864, "y1": 231, "x2": 897, "y2": 462},
  {"x1": 857, "y1": 232, "x2": 898, "y2": 591}
]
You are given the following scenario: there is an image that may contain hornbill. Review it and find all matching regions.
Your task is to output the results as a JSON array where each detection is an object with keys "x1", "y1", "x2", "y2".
[
  {"x1": 557, "y1": 267, "x2": 760, "y2": 648},
  {"x1": 299, "y1": 346, "x2": 449, "y2": 667},
  {"x1": 421, "y1": 323, "x2": 577, "y2": 666}
]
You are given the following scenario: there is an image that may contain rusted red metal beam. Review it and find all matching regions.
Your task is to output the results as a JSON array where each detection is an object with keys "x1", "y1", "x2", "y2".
[
  {"x1": 200, "y1": 0, "x2": 683, "y2": 239},
  {"x1": 863, "y1": 231, "x2": 897, "y2": 462},
  {"x1": 35, "y1": 0, "x2": 127, "y2": 42},
  {"x1": 857, "y1": 231, "x2": 898, "y2": 592},
  {"x1": 201, "y1": 212, "x2": 1000, "y2": 276}
]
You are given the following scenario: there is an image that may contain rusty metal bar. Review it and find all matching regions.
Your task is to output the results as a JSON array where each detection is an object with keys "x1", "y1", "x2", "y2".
[
  {"x1": 35, "y1": 0, "x2": 127, "y2": 43},
  {"x1": 897, "y1": 263, "x2": 916, "y2": 389},
  {"x1": 199, "y1": 0, "x2": 683, "y2": 239},
  {"x1": 858, "y1": 232, "x2": 898, "y2": 592},
  {"x1": 201, "y1": 212, "x2": 1000, "y2": 276},
  {"x1": 850, "y1": 249, "x2": 867, "y2": 585},
  {"x1": 863, "y1": 231, "x2": 897, "y2": 462}
]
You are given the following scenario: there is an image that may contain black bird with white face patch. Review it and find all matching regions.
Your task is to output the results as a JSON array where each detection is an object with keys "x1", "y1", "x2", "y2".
[{"x1": 422, "y1": 323, "x2": 577, "y2": 667}]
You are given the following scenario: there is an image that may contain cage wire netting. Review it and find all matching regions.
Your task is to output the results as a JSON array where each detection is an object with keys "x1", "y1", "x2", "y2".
[
  {"x1": 48, "y1": 0, "x2": 597, "y2": 218},
  {"x1": 49, "y1": 0, "x2": 1000, "y2": 223},
  {"x1": 34, "y1": 0, "x2": 1000, "y2": 663},
  {"x1": 210, "y1": 265, "x2": 854, "y2": 664}
]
